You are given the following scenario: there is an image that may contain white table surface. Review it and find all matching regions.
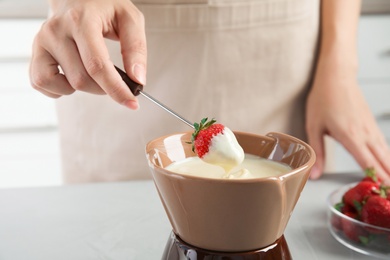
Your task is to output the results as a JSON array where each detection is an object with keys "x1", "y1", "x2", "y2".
[{"x1": 0, "y1": 172, "x2": 379, "y2": 260}]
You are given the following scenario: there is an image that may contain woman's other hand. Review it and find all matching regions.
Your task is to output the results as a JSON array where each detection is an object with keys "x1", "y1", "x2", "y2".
[
  {"x1": 306, "y1": 56, "x2": 390, "y2": 183},
  {"x1": 29, "y1": 0, "x2": 147, "y2": 110},
  {"x1": 306, "y1": 0, "x2": 390, "y2": 183}
]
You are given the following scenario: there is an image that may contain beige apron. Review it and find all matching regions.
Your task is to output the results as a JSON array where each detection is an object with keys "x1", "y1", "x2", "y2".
[{"x1": 56, "y1": 0, "x2": 320, "y2": 183}]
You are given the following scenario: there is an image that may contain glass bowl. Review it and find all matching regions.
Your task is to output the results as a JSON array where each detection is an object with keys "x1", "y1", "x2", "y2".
[{"x1": 327, "y1": 183, "x2": 390, "y2": 259}]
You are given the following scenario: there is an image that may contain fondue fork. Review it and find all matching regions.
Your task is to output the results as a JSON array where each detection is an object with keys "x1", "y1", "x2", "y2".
[{"x1": 115, "y1": 66, "x2": 195, "y2": 129}]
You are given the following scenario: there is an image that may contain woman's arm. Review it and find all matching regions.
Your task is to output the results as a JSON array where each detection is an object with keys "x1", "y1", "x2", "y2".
[{"x1": 306, "y1": 0, "x2": 390, "y2": 182}]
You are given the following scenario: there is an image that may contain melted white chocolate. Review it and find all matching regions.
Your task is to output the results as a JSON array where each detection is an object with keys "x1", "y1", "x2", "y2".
[{"x1": 166, "y1": 154, "x2": 291, "y2": 179}]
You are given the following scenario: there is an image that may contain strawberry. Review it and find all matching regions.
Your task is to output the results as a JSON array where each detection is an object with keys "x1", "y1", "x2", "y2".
[
  {"x1": 335, "y1": 201, "x2": 357, "y2": 215},
  {"x1": 341, "y1": 211, "x2": 369, "y2": 243},
  {"x1": 332, "y1": 202, "x2": 357, "y2": 231},
  {"x1": 190, "y1": 118, "x2": 224, "y2": 158},
  {"x1": 189, "y1": 118, "x2": 244, "y2": 171},
  {"x1": 343, "y1": 181, "x2": 380, "y2": 212},
  {"x1": 331, "y1": 214, "x2": 343, "y2": 232},
  {"x1": 340, "y1": 202, "x2": 357, "y2": 215},
  {"x1": 361, "y1": 194, "x2": 390, "y2": 229},
  {"x1": 361, "y1": 167, "x2": 382, "y2": 184}
]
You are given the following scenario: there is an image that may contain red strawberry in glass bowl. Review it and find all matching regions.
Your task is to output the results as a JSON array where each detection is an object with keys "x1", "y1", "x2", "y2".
[
  {"x1": 327, "y1": 169, "x2": 390, "y2": 258},
  {"x1": 342, "y1": 181, "x2": 380, "y2": 211},
  {"x1": 341, "y1": 211, "x2": 369, "y2": 243},
  {"x1": 190, "y1": 118, "x2": 244, "y2": 172},
  {"x1": 361, "y1": 193, "x2": 390, "y2": 230},
  {"x1": 332, "y1": 202, "x2": 358, "y2": 232}
]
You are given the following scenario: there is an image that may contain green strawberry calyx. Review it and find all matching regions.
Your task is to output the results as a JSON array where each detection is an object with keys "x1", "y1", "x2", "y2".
[{"x1": 365, "y1": 167, "x2": 378, "y2": 182}]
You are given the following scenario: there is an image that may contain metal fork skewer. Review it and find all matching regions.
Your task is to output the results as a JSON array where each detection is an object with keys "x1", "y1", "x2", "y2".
[
  {"x1": 139, "y1": 91, "x2": 195, "y2": 129},
  {"x1": 115, "y1": 65, "x2": 195, "y2": 129}
]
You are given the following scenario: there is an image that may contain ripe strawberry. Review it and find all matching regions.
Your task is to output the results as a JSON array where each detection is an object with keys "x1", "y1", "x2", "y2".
[
  {"x1": 340, "y1": 202, "x2": 357, "y2": 215},
  {"x1": 361, "y1": 195, "x2": 390, "y2": 229},
  {"x1": 343, "y1": 181, "x2": 380, "y2": 211},
  {"x1": 331, "y1": 214, "x2": 343, "y2": 232},
  {"x1": 361, "y1": 167, "x2": 382, "y2": 184},
  {"x1": 189, "y1": 118, "x2": 244, "y2": 171},
  {"x1": 341, "y1": 211, "x2": 369, "y2": 242},
  {"x1": 332, "y1": 202, "x2": 357, "y2": 231},
  {"x1": 190, "y1": 118, "x2": 225, "y2": 158}
]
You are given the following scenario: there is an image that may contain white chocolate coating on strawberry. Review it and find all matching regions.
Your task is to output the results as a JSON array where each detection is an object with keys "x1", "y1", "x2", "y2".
[
  {"x1": 166, "y1": 154, "x2": 291, "y2": 179},
  {"x1": 202, "y1": 127, "x2": 244, "y2": 172}
]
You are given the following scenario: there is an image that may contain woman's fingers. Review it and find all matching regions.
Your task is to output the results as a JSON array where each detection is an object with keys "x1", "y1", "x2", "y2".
[
  {"x1": 30, "y1": 44, "x2": 75, "y2": 97},
  {"x1": 38, "y1": 23, "x2": 106, "y2": 95},
  {"x1": 331, "y1": 126, "x2": 390, "y2": 183},
  {"x1": 368, "y1": 134, "x2": 390, "y2": 175},
  {"x1": 73, "y1": 23, "x2": 138, "y2": 108},
  {"x1": 117, "y1": 4, "x2": 147, "y2": 85},
  {"x1": 46, "y1": 30, "x2": 105, "y2": 95},
  {"x1": 366, "y1": 135, "x2": 390, "y2": 183},
  {"x1": 29, "y1": 0, "x2": 147, "y2": 110}
]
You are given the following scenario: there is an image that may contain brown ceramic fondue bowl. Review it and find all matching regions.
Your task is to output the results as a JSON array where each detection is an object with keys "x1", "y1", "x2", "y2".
[{"x1": 146, "y1": 131, "x2": 316, "y2": 252}]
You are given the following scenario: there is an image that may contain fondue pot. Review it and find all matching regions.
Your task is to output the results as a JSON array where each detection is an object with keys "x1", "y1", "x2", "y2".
[{"x1": 146, "y1": 132, "x2": 316, "y2": 259}]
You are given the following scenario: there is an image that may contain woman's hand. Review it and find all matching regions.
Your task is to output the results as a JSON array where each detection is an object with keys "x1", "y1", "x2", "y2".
[
  {"x1": 29, "y1": 0, "x2": 147, "y2": 110},
  {"x1": 307, "y1": 0, "x2": 390, "y2": 183},
  {"x1": 306, "y1": 56, "x2": 390, "y2": 183}
]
